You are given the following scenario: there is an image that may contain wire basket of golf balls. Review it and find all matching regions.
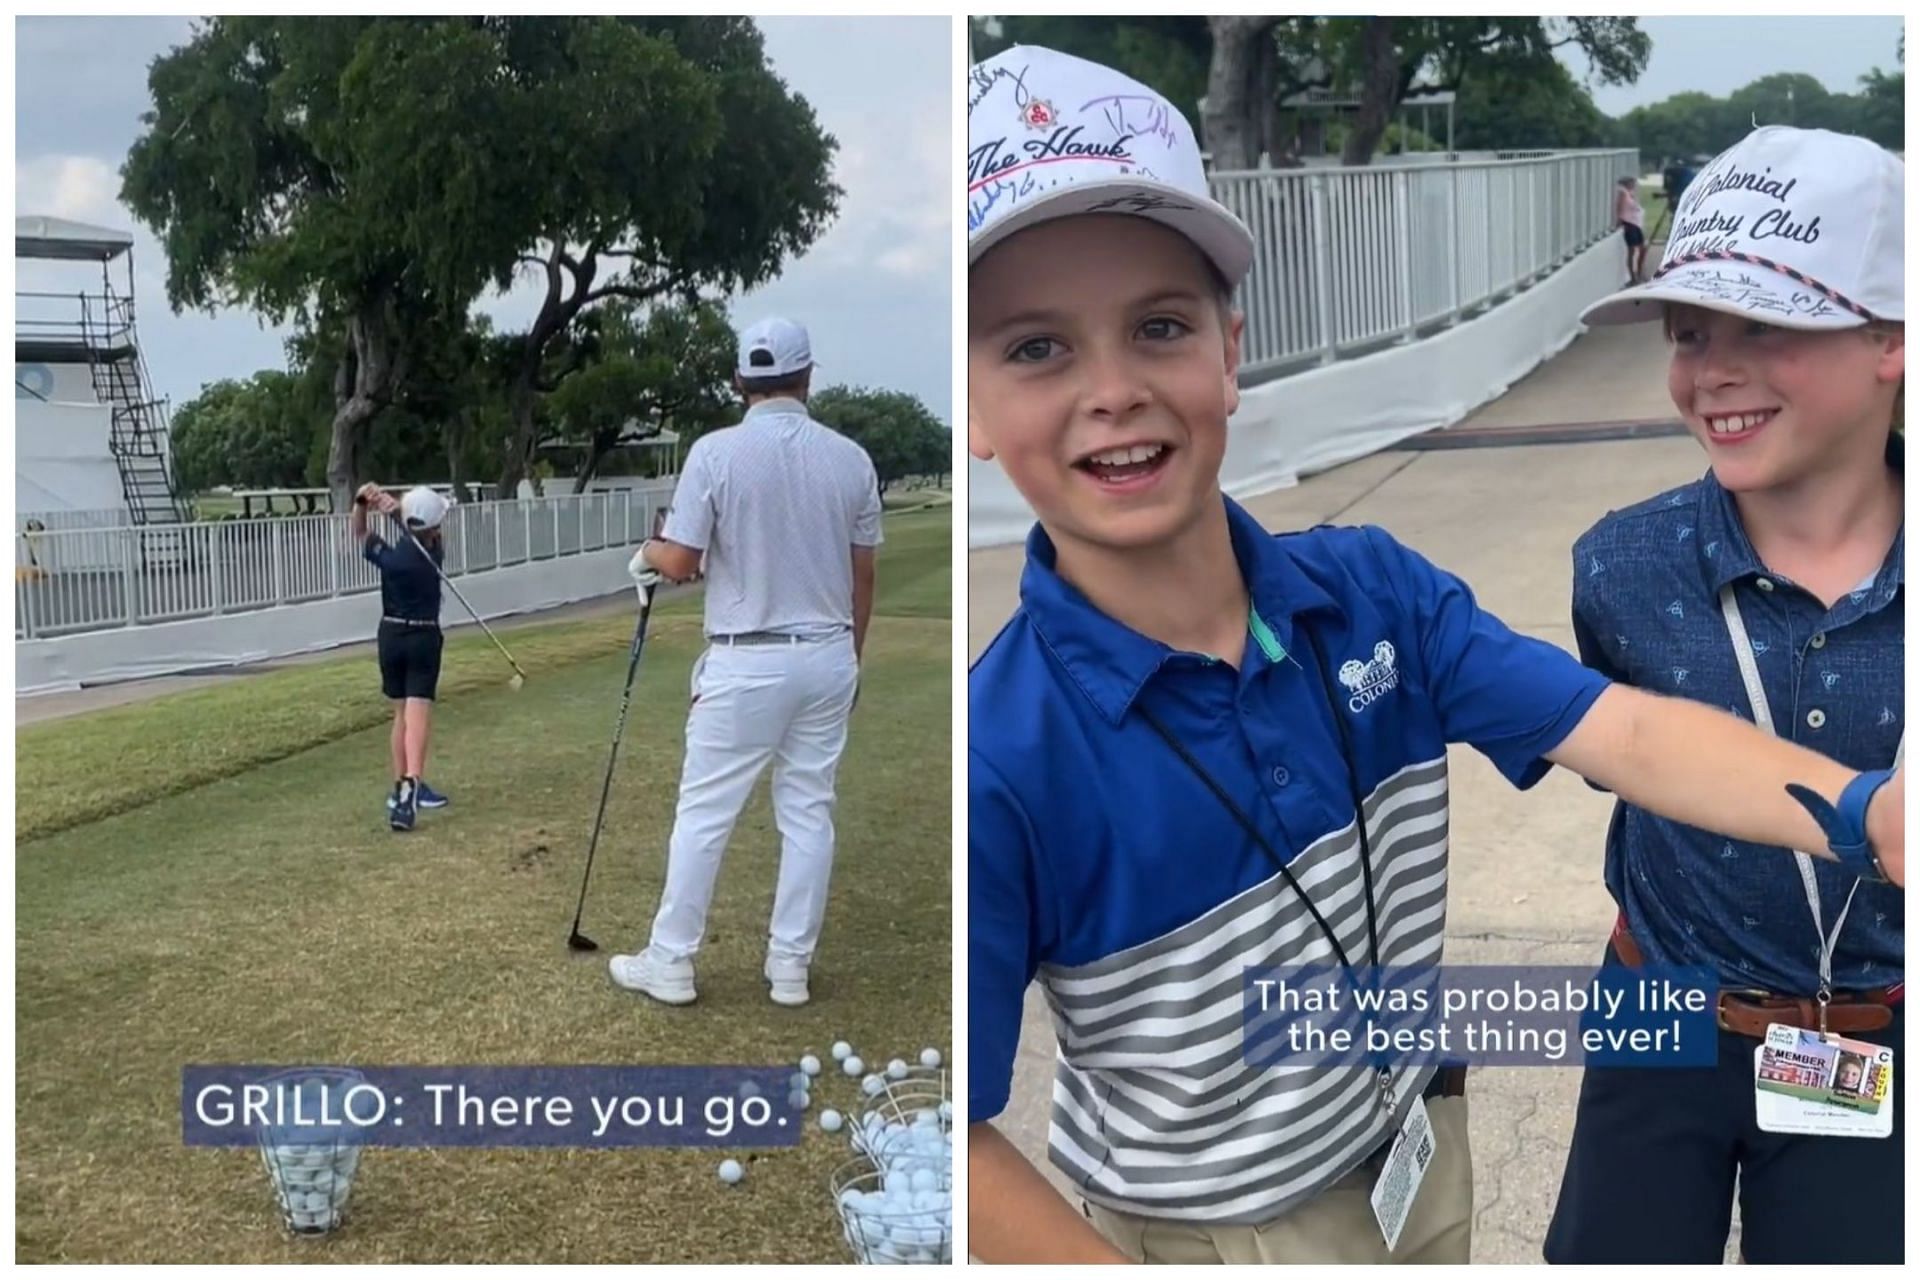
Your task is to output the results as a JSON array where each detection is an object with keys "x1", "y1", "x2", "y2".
[
  {"x1": 850, "y1": 1067, "x2": 952, "y2": 1190},
  {"x1": 830, "y1": 1155, "x2": 954, "y2": 1265},
  {"x1": 252, "y1": 1067, "x2": 367, "y2": 1237}
]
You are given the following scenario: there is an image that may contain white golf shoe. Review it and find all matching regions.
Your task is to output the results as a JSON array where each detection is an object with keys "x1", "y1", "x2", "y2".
[
  {"x1": 609, "y1": 948, "x2": 697, "y2": 1006},
  {"x1": 765, "y1": 957, "x2": 810, "y2": 1007}
]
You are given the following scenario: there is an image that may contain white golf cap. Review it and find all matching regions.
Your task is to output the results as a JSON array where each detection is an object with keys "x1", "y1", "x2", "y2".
[
  {"x1": 1583, "y1": 125, "x2": 1903, "y2": 330},
  {"x1": 400, "y1": 486, "x2": 449, "y2": 531},
  {"x1": 737, "y1": 316, "x2": 814, "y2": 378},
  {"x1": 967, "y1": 45, "x2": 1254, "y2": 285}
]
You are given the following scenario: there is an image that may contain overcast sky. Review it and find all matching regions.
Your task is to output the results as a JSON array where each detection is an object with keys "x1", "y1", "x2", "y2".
[
  {"x1": 1559, "y1": 15, "x2": 1903, "y2": 114},
  {"x1": 15, "y1": 16, "x2": 952, "y2": 422}
]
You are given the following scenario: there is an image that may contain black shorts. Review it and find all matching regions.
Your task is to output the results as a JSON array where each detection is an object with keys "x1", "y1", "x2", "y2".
[
  {"x1": 1544, "y1": 942, "x2": 1904, "y2": 1263},
  {"x1": 378, "y1": 622, "x2": 443, "y2": 701},
  {"x1": 1621, "y1": 221, "x2": 1645, "y2": 248}
]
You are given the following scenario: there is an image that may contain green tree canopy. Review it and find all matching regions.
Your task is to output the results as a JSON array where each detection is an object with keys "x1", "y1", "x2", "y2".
[
  {"x1": 169, "y1": 370, "x2": 329, "y2": 494},
  {"x1": 123, "y1": 17, "x2": 839, "y2": 505},
  {"x1": 809, "y1": 386, "x2": 949, "y2": 492},
  {"x1": 545, "y1": 301, "x2": 737, "y2": 491}
]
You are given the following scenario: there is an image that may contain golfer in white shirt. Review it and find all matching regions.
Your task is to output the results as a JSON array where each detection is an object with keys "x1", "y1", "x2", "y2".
[{"x1": 615, "y1": 317, "x2": 883, "y2": 1007}]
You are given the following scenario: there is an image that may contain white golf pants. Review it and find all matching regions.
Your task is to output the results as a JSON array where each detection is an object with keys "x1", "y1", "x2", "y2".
[{"x1": 648, "y1": 633, "x2": 859, "y2": 967}]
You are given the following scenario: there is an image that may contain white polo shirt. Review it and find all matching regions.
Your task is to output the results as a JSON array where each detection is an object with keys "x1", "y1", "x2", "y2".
[{"x1": 661, "y1": 398, "x2": 883, "y2": 639}]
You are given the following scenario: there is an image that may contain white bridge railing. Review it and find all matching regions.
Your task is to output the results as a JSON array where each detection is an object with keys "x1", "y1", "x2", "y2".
[
  {"x1": 16, "y1": 483, "x2": 675, "y2": 640},
  {"x1": 1210, "y1": 148, "x2": 1639, "y2": 378}
]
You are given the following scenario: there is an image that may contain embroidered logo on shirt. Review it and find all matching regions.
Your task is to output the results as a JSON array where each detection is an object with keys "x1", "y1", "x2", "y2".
[{"x1": 1337, "y1": 640, "x2": 1400, "y2": 712}]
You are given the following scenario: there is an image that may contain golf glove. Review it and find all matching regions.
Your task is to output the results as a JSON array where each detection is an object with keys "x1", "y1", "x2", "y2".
[{"x1": 627, "y1": 548, "x2": 662, "y2": 589}]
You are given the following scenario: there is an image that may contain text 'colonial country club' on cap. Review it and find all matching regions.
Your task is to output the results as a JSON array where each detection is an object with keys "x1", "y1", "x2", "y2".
[
  {"x1": 736, "y1": 316, "x2": 815, "y2": 379},
  {"x1": 966, "y1": 45, "x2": 1255, "y2": 286},
  {"x1": 1583, "y1": 125, "x2": 1903, "y2": 330}
]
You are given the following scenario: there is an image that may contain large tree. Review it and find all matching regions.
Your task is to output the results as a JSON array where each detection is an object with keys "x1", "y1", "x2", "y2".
[
  {"x1": 970, "y1": 17, "x2": 1648, "y2": 170},
  {"x1": 1279, "y1": 18, "x2": 1650, "y2": 166},
  {"x1": 493, "y1": 18, "x2": 839, "y2": 496},
  {"x1": 169, "y1": 370, "x2": 329, "y2": 494},
  {"x1": 1453, "y1": 52, "x2": 1610, "y2": 151},
  {"x1": 809, "y1": 387, "x2": 949, "y2": 493},
  {"x1": 122, "y1": 17, "x2": 838, "y2": 507},
  {"x1": 544, "y1": 301, "x2": 736, "y2": 491}
]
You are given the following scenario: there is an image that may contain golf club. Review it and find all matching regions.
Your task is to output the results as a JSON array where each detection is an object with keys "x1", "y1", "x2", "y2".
[
  {"x1": 391, "y1": 516, "x2": 530, "y2": 688},
  {"x1": 567, "y1": 582, "x2": 656, "y2": 953}
]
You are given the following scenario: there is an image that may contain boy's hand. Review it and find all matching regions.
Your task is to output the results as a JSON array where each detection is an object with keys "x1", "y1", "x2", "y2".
[{"x1": 1867, "y1": 765, "x2": 1903, "y2": 887}]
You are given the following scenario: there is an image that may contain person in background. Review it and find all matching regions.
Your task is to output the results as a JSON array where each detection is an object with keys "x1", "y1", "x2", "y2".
[{"x1": 1616, "y1": 175, "x2": 1648, "y2": 285}]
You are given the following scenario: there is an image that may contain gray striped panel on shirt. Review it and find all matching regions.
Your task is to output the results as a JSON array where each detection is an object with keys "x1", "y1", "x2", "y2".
[{"x1": 1039, "y1": 757, "x2": 1453, "y2": 1223}]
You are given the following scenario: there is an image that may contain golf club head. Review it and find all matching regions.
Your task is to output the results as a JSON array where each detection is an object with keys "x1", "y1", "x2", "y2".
[
  {"x1": 567, "y1": 930, "x2": 599, "y2": 953},
  {"x1": 510, "y1": 673, "x2": 525, "y2": 692}
]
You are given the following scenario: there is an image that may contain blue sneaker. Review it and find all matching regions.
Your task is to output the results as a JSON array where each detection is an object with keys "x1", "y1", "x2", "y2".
[
  {"x1": 388, "y1": 781, "x2": 449, "y2": 811},
  {"x1": 390, "y1": 779, "x2": 417, "y2": 833}
]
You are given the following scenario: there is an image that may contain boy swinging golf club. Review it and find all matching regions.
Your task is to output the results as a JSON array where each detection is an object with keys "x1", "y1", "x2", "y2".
[{"x1": 352, "y1": 482, "x2": 454, "y2": 832}]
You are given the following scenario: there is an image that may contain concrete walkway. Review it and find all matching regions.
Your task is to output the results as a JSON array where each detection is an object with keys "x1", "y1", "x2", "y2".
[
  {"x1": 966, "y1": 426, "x2": 1734, "y2": 1255},
  {"x1": 1450, "y1": 317, "x2": 1678, "y2": 432},
  {"x1": 15, "y1": 582, "x2": 698, "y2": 727}
]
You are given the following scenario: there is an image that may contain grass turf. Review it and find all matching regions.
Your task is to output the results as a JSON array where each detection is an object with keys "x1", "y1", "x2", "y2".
[{"x1": 15, "y1": 507, "x2": 952, "y2": 1263}]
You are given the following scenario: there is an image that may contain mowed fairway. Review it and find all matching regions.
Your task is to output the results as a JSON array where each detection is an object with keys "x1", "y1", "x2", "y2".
[{"x1": 16, "y1": 507, "x2": 952, "y2": 1263}]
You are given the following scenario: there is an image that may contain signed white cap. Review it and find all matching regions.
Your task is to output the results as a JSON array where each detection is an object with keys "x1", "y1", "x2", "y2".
[
  {"x1": 966, "y1": 45, "x2": 1254, "y2": 285},
  {"x1": 1583, "y1": 125, "x2": 1902, "y2": 330}
]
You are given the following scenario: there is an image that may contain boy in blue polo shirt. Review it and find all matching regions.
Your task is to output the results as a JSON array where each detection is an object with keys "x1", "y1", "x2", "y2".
[
  {"x1": 1545, "y1": 127, "x2": 1904, "y2": 1264},
  {"x1": 966, "y1": 48, "x2": 1903, "y2": 1265}
]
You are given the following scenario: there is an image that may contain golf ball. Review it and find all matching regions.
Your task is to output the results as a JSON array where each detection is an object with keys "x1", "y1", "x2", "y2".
[
  {"x1": 789, "y1": 1089, "x2": 811, "y2": 1111},
  {"x1": 831, "y1": 1040, "x2": 852, "y2": 1061},
  {"x1": 718, "y1": 1158, "x2": 744, "y2": 1185},
  {"x1": 863, "y1": 1075, "x2": 886, "y2": 1097},
  {"x1": 911, "y1": 1168, "x2": 938, "y2": 1193},
  {"x1": 886, "y1": 1058, "x2": 909, "y2": 1080},
  {"x1": 843, "y1": 1055, "x2": 864, "y2": 1077},
  {"x1": 820, "y1": 1109, "x2": 844, "y2": 1133},
  {"x1": 800, "y1": 1054, "x2": 822, "y2": 1077},
  {"x1": 790, "y1": 1071, "x2": 810, "y2": 1092},
  {"x1": 920, "y1": 1047, "x2": 942, "y2": 1068}
]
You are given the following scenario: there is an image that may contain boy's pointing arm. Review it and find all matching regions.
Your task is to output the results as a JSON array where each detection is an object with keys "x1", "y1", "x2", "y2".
[{"x1": 1547, "y1": 685, "x2": 1903, "y2": 887}]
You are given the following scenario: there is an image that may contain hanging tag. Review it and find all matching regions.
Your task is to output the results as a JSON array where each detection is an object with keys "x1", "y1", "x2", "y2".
[
  {"x1": 1369, "y1": 1094, "x2": 1435, "y2": 1251},
  {"x1": 1754, "y1": 1023, "x2": 1895, "y2": 1138}
]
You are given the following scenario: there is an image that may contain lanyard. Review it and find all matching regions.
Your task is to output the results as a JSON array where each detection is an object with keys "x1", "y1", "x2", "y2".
[
  {"x1": 1717, "y1": 586, "x2": 1903, "y2": 1025},
  {"x1": 1135, "y1": 626, "x2": 1394, "y2": 1111}
]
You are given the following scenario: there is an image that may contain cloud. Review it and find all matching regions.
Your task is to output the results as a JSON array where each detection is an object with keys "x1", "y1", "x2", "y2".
[{"x1": 16, "y1": 154, "x2": 123, "y2": 224}]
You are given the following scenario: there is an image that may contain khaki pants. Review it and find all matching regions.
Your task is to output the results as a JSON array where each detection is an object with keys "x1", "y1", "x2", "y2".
[{"x1": 1085, "y1": 1096, "x2": 1473, "y2": 1264}]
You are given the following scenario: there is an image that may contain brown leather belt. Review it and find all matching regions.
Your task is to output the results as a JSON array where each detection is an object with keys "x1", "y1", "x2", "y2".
[{"x1": 1611, "y1": 915, "x2": 1900, "y2": 1038}]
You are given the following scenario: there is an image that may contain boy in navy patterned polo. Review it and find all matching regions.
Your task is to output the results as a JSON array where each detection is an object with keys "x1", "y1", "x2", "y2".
[
  {"x1": 1547, "y1": 128, "x2": 1904, "y2": 1263},
  {"x1": 968, "y1": 51, "x2": 1904, "y2": 1266}
]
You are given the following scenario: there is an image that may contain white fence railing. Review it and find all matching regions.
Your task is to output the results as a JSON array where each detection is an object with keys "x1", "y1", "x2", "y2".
[
  {"x1": 16, "y1": 484, "x2": 675, "y2": 640},
  {"x1": 1210, "y1": 148, "x2": 1639, "y2": 377}
]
